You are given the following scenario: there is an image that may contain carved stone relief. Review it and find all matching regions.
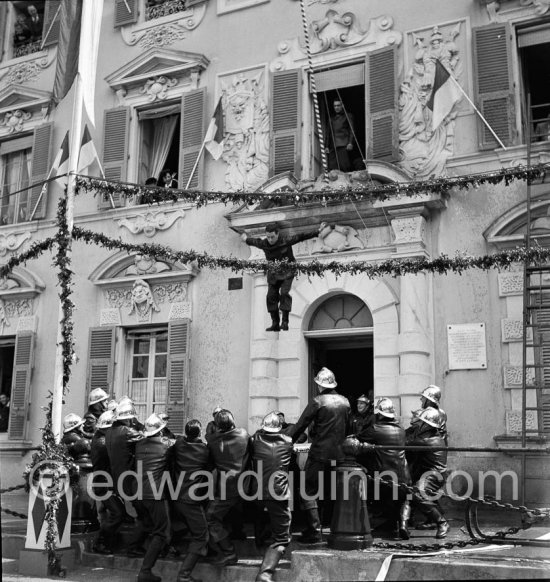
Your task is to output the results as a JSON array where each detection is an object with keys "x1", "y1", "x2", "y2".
[
  {"x1": 503, "y1": 365, "x2": 536, "y2": 388},
  {"x1": 129, "y1": 279, "x2": 160, "y2": 322},
  {"x1": 141, "y1": 76, "x2": 178, "y2": 101},
  {"x1": 519, "y1": 0, "x2": 550, "y2": 14},
  {"x1": 116, "y1": 209, "x2": 185, "y2": 237},
  {"x1": 0, "y1": 51, "x2": 55, "y2": 86},
  {"x1": 1, "y1": 109, "x2": 32, "y2": 133},
  {"x1": 271, "y1": 14, "x2": 401, "y2": 72},
  {"x1": 100, "y1": 308, "x2": 122, "y2": 326},
  {"x1": 138, "y1": 24, "x2": 186, "y2": 49},
  {"x1": 312, "y1": 223, "x2": 364, "y2": 254},
  {"x1": 105, "y1": 282, "x2": 188, "y2": 308},
  {"x1": 0, "y1": 299, "x2": 10, "y2": 333},
  {"x1": 219, "y1": 70, "x2": 269, "y2": 192},
  {"x1": 501, "y1": 318, "x2": 532, "y2": 342},
  {"x1": 391, "y1": 216, "x2": 426, "y2": 244},
  {"x1": 0, "y1": 231, "x2": 31, "y2": 256},
  {"x1": 16, "y1": 315, "x2": 36, "y2": 332},
  {"x1": 498, "y1": 272, "x2": 524, "y2": 296},
  {"x1": 398, "y1": 23, "x2": 464, "y2": 179},
  {"x1": 506, "y1": 410, "x2": 537, "y2": 434},
  {"x1": 169, "y1": 301, "x2": 192, "y2": 320}
]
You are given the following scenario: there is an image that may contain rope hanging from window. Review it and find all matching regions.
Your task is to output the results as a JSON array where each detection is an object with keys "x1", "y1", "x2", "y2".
[{"x1": 299, "y1": 0, "x2": 329, "y2": 181}]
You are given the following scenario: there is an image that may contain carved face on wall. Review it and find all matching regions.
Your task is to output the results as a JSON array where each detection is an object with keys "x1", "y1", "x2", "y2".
[{"x1": 131, "y1": 279, "x2": 153, "y2": 306}]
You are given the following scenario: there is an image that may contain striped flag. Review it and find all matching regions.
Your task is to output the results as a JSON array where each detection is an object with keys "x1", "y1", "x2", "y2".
[
  {"x1": 427, "y1": 60, "x2": 462, "y2": 130},
  {"x1": 52, "y1": 0, "x2": 83, "y2": 105},
  {"x1": 204, "y1": 98, "x2": 225, "y2": 160},
  {"x1": 77, "y1": 125, "x2": 104, "y2": 176}
]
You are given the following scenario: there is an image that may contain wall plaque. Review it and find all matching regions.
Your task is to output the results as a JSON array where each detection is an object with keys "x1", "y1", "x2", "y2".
[{"x1": 447, "y1": 323, "x2": 487, "y2": 370}]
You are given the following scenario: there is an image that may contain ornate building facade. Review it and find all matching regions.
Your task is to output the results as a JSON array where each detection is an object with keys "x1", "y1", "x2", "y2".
[{"x1": 0, "y1": 0, "x2": 549, "y2": 504}]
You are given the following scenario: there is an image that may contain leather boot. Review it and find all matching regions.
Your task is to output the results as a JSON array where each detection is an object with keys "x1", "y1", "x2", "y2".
[
  {"x1": 138, "y1": 537, "x2": 164, "y2": 581},
  {"x1": 280, "y1": 311, "x2": 290, "y2": 331},
  {"x1": 177, "y1": 553, "x2": 202, "y2": 582},
  {"x1": 424, "y1": 507, "x2": 450, "y2": 539},
  {"x1": 266, "y1": 311, "x2": 280, "y2": 332},
  {"x1": 298, "y1": 508, "x2": 322, "y2": 544},
  {"x1": 208, "y1": 538, "x2": 238, "y2": 566},
  {"x1": 255, "y1": 546, "x2": 284, "y2": 582},
  {"x1": 398, "y1": 501, "x2": 411, "y2": 540}
]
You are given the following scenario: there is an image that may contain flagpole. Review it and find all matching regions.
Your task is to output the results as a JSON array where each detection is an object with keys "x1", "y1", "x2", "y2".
[
  {"x1": 445, "y1": 68, "x2": 507, "y2": 151},
  {"x1": 51, "y1": 27, "x2": 86, "y2": 445},
  {"x1": 185, "y1": 140, "x2": 208, "y2": 189}
]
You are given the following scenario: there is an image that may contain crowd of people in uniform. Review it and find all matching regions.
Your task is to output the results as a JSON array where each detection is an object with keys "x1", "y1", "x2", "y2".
[{"x1": 60, "y1": 367, "x2": 449, "y2": 582}]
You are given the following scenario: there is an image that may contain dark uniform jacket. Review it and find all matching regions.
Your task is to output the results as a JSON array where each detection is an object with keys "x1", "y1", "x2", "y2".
[
  {"x1": 135, "y1": 434, "x2": 175, "y2": 500},
  {"x1": 290, "y1": 388, "x2": 350, "y2": 463},
  {"x1": 246, "y1": 231, "x2": 319, "y2": 282},
  {"x1": 251, "y1": 429, "x2": 293, "y2": 501},
  {"x1": 173, "y1": 436, "x2": 212, "y2": 501},
  {"x1": 206, "y1": 427, "x2": 250, "y2": 498},
  {"x1": 82, "y1": 402, "x2": 105, "y2": 438},
  {"x1": 62, "y1": 430, "x2": 92, "y2": 471},
  {"x1": 358, "y1": 418, "x2": 410, "y2": 484},
  {"x1": 91, "y1": 428, "x2": 112, "y2": 493},
  {"x1": 350, "y1": 404, "x2": 374, "y2": 436},
  {"x1": 105, "y1": 419, "x2": 144, "y2": 497},
  {"x1": 406, "y1": 427, "x2": 447, "y2": 483}
]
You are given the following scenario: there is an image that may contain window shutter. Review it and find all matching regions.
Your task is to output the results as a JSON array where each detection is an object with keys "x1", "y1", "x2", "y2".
[
  {"x1": 179, "y1": 89, "x2": 205, "y2": 190},
  {"x1": 8, "y1": 332, "x2": 35, "y2": 440},
  {"x1": 101, "y1": 107, "x2": 130, "y2": 208},
  {"x1": 42, "y1": 0, "x2": 62, "y2": 47},
  {"x1": 29, "y1": 123, "x2": 53, "y2": 220},
  {"x1": 473, "y1": 24, "x2": 515, "y2": 150},
  {"x1": 270, "y1": 69, "x2": 302, "y2": 177},
  {"x1": 114, "y1": 0, "x2": 138, "y2": 28},
  {"x1": 166, "y1": 319, "x2": 190, "y2": 434},
  {"x1": 366, "y1": 46, "x2": 398, "y2": 162},
  {"x1": 86, "y1": 327, "x2": 116, "y2": 401}
]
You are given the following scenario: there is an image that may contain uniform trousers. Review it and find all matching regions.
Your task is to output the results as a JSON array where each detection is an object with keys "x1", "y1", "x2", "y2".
[{"x1": 172, "y1": 500, "x2": 209, "y2": 555}]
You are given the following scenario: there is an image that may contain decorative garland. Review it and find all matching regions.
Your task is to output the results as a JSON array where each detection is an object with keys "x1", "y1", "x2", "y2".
[
  {"x1": 74, "y1": 163, "x2": 550, "y2": 208},
  {"x1": 72, "y1": 225, "x2": 550, "y2": 278},
  {"x1": 0, "y1": 237, "x2": 56, "y2": 280},
  {"x1": 54, "y1": 196, "x2": 75, "y2": 392}
]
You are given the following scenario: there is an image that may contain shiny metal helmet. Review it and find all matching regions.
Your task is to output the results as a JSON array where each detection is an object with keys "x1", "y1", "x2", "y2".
[
  {"x1": 115, "y1": 400, "x2": 137, "y2": 420},
  {"x1": 418, "y1": 407, "x2": 441, "y2": 428},
  {"x1": 88, "y1": 387, "x2": 109, "y2": 405},
  {"x1": 262, "y1": 412, "x2": 282, "y2": 433},
  {"x1": 421, "y1": 385, "x2": 442, "y2": 405},
  {"x1": 374, "y1": 398, "x2": 395, "y2": 419},
  {"x1": 96, "y1": 410, "x2": 116, "y2": 430},
  {"x1": 357, "y1": 394, "x2": 370, "y2": 404},
  {"x1": 106, "y1": 399, "x2": 118, "y2": 411},
  {"x1": 63, "y1": 412, "x2": 84, "y2": 434},
  {"x1": 212, "y1": 406, "x2": 222, "y2": 417},
  {"x1": 314, "y1": 367, "x2": 337, "y2": 389},
  {"x1": 143, "y1": 413, "x2": 167, "y2": 437}
]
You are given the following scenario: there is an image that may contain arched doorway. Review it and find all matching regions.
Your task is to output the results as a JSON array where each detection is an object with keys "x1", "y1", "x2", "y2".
[{"x1": 304, "y1": 293, "x2": 373, "y2": 407}]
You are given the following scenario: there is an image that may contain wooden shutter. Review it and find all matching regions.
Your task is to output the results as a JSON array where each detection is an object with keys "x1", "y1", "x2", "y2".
[
  {"x1": 0, "y1": 3, "x2": 7, "y2": 62},
  {"x1": 29, "y1": 123, "x2": 53, "y2": 220},
  {"x1": 270, "y1": 69, "x2": 302, "y2": 177},
  {"x1": 366, "y1": 46, "x2": 398, "y2": 162},
  {"x1": 534, "y1": 304, "x2": 550, "y2": 434},
  {"x1": 114, "y1": 0, "x2": 138, "y2": 28},
  {"x1": 473, "y1": 24, "x2": 516, "y2": 150},
  {"x1": 166, "y1": 319, "x2": 190, "y2": 434},
  {"x1": 42, "y1": 0, "x2": 62, "y2": 47},
  {"x1": 101, "y1": 107, "x2": 130, "y2": 208},
  {"x1": 179, "y1": 89, "x2": 205, "y2": 189},
  {"x1": 8, "y1": 333, "x2": 35, "y2": 440},
  {"x1": 86, "y1": 327, "x2": 116, "y2": 401}
]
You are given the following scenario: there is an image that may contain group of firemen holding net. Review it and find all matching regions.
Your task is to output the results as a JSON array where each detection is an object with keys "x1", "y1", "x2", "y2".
[{"x1": 60, "y1": 368, "x2": 448, "y2": 582}]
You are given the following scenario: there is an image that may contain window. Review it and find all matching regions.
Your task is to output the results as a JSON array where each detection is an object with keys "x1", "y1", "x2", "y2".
[
  {"x1": 0, "y1": 338, "x2": 15, "y2": 435},
  {"x1": 309, "y1": 293, "x2": 373, "y2": 331},
  {"x1": 0, "y1": 139, "x2": 31, "y2": 225},
  {"x1": 127, "y1": 328, "x2": 168, "y2": 421}
]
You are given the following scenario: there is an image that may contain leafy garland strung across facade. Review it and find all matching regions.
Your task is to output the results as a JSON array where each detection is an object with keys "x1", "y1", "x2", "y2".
[
  {"x1": 0, "y1": 237, "x2": 56, "y2": 280},
  {"x1": 74, "y1": 162, "x2": 550, "y2": 208},
  {"x1": 71, "y1": 225, "x2": 547, "y2": 278}
]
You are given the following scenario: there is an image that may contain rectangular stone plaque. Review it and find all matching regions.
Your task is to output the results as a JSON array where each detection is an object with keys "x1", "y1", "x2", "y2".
[{"x1": 447, "y1": 323, "x2": 487, "y2": 370}]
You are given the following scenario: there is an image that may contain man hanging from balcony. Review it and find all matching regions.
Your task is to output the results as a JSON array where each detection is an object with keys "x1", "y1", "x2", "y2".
[{"x1": 241, "y1": 221, "x2": 325, "y2": 332}]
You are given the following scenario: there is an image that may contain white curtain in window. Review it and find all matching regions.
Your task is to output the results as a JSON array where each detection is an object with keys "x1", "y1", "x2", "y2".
[{"x1": 150, "y1": 115, "x2": 178, "y2": 181}]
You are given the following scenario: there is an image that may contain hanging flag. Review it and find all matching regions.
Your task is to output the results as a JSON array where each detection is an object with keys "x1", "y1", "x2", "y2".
[
  {"x1": 204, "y1": 98, "x2": 225, "y2": 160},
  {"x1": 427, "y1": 60, "x2": 462, "y2": 131},
  {"x1": 77, "y1": 125, "x2": 104, "y2": 176},
  {"x1": 52, "y1": 0, "x2": 83, "y2": 105}
]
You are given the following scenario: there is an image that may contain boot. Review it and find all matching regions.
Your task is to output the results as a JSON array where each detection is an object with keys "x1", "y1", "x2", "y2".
[
  {"x1": 266, "y1": 311, "x2": 280, "y2": 332},
  {"x1": 208, "y1": 538, "x2": 238, "y2": 566},
  {"x1": 298, "y1": 508, "x2": 322, "y2": 544},
  {"x1": 280, "y1": 311, "x2": 290, "y2": 331},
  {"x1": 138, "y1": 537, "x2": 164, "y2": 582},
  {"x1": 424, "y1": 506, "x2": 450, "y2": 539},
  {"x1": 136, "y1": 571, "x2": 161, "y2": 582},
  {"x1": 398, "y1": 501, "x2": 411, "y2": 540},
  {"x1": 177, "y1": 553, "x2": 202, "y2": 582},
  {"x1": 255, "y1": 546, "x2": 284, "y2": 582}
]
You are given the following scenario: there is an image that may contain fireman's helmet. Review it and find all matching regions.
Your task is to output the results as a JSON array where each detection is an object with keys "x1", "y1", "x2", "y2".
[
  {"x1": 357, "y1": 394, "x2": 370, "y2": 404},
  {"x1": 418, "y1": 407, "x2": 441, "y2": 428},
  {"x1": 96, "y1": 410, "x2": 115, "y2": 430},
  {"x1": 106, "y1": 399, "x2": 118, "y2": 411},
  {"x1": 88, "y1": 388, "x2": 109, "y2": 405},
  {"x1": 63, "y1": 413, "x2": 84, "y2": 434},
  {"x1": 262, "y1": 412, "x2": 282, "y2": 433},
  {"x1": 143, "y1": 413, "x2": 167, "y2": 437},
  {"x1": 374, "y1": 398, "x2": 395, "y2": 419},
  {"x1": 314, "y1": 367, "x2": 337, "y2": 389},
  {"x1": 421, "y1": 385, "x2": 442, "y2": 405},
  {"x1": 116, "y1": 400, "x2": 137, "y2": 420}
]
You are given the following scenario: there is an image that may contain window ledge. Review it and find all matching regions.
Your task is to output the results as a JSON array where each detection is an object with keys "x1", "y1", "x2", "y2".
[
  {"x1": 0, "y1": 48, "x2": 54, "y2": 75},
  {"x1": 0, "y1": 440, "x2": 38, "y2": 455},
  {"x1": 493, "y1": 434, "x2": 549, "y2": 451}
]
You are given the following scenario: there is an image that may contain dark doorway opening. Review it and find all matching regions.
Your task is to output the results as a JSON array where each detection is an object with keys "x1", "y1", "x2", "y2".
[{"x1": 0, "y1": 342, "x2": 14, "y2": 398}]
